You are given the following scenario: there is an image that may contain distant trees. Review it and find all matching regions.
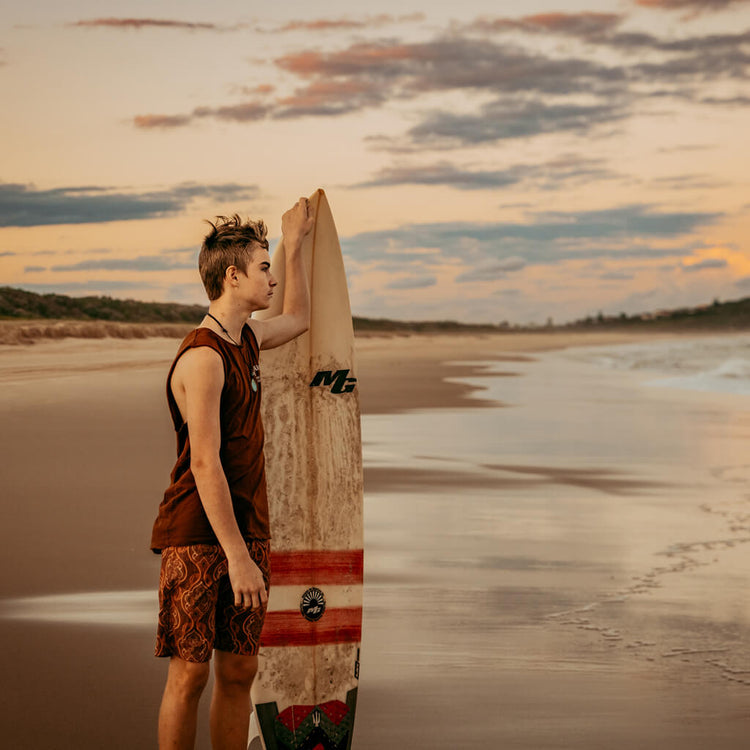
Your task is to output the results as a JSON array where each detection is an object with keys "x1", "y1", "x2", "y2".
[{"x1": 0, "y1": 287, "x2": 206, "y2": 323}]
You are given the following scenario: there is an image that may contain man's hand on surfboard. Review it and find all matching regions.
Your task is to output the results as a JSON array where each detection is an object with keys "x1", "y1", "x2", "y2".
[
  {"x1": 227, "y1": 553, "x2": 268, "y2": 609},
  {"x1": 281, "y1": 196, "x2": 314, "y2": 250}
]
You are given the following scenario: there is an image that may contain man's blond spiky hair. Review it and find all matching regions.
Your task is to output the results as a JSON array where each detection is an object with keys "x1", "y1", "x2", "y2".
[{"x1": 198, "y1": 214, "x2": 269, "y2": 300}]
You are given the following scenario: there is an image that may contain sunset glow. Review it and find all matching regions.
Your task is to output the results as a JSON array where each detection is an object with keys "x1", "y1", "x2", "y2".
[{"x1": 2, "y1": 0, "x2": 749, "y2": 323}]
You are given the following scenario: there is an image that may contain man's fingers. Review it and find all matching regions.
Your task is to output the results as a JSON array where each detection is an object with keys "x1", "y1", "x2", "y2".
[
  {"x1": 234, "y1": 587, "x2": 267, "y2": 609},
  {"x1": 297, "y1": 197, "x2": 312, "y2": 217}
]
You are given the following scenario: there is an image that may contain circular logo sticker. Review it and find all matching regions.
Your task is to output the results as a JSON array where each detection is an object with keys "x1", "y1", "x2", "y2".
[{"x1": 300, "y1": 587, "x2": 326, "y2": 622}]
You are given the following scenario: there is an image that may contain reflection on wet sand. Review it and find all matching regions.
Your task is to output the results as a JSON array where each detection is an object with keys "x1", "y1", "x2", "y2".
[
  {"x1": 1, "y1": 590, "x2": 157, "y2": 627},
  {"x1": 2, "y1": 332, "x2": 750, "y2": 749}
]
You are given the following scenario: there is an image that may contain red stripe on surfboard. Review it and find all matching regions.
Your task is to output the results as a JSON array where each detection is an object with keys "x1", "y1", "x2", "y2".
[
  {"x1": 261, "y1": 607, "x2": 362, "y2": 647},
  {"x1": 270, "y1": 550, "x2": 363, "y2": 586}
]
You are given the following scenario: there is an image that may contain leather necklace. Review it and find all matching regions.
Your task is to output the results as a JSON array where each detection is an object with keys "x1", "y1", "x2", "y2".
[
  {"x1": 206, "y1": 312, "x2": 240, "y2": 346},
  {"x1": 205, "y1": 312, "x2": 259, "y2": 392}
]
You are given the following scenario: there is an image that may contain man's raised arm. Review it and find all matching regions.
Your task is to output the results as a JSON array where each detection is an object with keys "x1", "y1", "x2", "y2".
[{"x1": 249, "y1": 197, "x2": 313, "y2": 351}]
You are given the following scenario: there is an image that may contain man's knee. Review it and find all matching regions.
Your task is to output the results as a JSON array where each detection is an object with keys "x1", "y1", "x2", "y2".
[
  {"x1": 166, "y1": 657, "x2": 211, "y2": 700},
  {"x1": 214, "y1": 652, "x2": 258, "y2": 691}
]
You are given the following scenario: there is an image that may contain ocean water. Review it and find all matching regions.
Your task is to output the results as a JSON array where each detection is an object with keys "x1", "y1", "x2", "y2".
[
  {"x1": 356, "y1": 336, "x2": 750, "y2": 748},
  {"x1": 563, "y1": 333, "x2": 750, "y2": 397}
]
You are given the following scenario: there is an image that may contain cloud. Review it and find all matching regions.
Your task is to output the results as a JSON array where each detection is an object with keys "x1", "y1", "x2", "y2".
[
  {"x1": 658, "y1": 144, "x2": 714, "y2": 153},
  {"x1": 700, "y1": 95, "x2": 750, "y2": 106},
  {"x1": 399, "y1": 99, "x2": 629, "y2": 149},
  {"x1": 343, "y1": 205, "x2": 720, "y2": 269},
  {"x1": 133, "y1": 114, "x2": 193, "y2": 129},
  {"x1": 468, "y1": 12, "x2": 624, "y2": 40},
  {"x1": 600, "y1": 271, "x2": 636, "y2": 280},
  {"x1": 135, "y1": 101, "x2": 270, "y2": 129},
  {"x1": 273, "y1": 14, "x2": 425, "y2": 33},
  {"x1": 269, "y1": 36, "x2": 635, "y2": 147},
  {"x1": 0, "y1": 182, "x2": 259, "y2": 227},
  {"x1": 275, "y1": 38, "x2": 625, "y2": 98},
  {"x1": 681, "y1": 258, "x2": 728, "y2": 271},
  {"x1": 467, "y1": 11, "x2": 750, "y2": 56},
  {"x1": 71, "y1": 16, "x2": 416, "y2": 37},
  {"x1": 355, "y1": 156, "x2": 622, "y2": 191},
  {"x1": 50, "y1": 252, "x2": 197, "y2": 273},
  {"x1": 631, "y1": 46, "x2": 750, "y2": 82},
  {"x1": 164, "y1": 282, "x2": 206, "y2": 304},
  {"x1": 16, "y1": 281, "x2": 157, "y2": 295},
  {"x1": 355, "y1": 162, "x2": 528, "y2": 190},
  {"x1": 0, "y1": 251, "x2": 16, "y2": 257},
  {"x1": 192, "y1": 102, "x2": 270, "y2": 123},
  {"x1": 160, "y1": 246, "x2": 199, "y2": 255},
  {"x1": 240, "y1": 84, "x2": 275, "y2": 96},
  {"x1": 385, "y1": 275, "x2": 437, "y2": 290},
  {"x1": 456, "y1": 258, "x2": 527, "y2": 282},
  {"x1": 169, "y1": 183, "x2": 259, "y2": 201},
  {"x1": 650, "y1": 173, "x2": 725, "y2": 190},
  {"x1": 71, "y1": 18, "x2": 224, "y2": 31},
  {"x1": 275, "y1": 80, "x2": 387, "y2": 118},
  {"x1": 24, "y1": 266, "x2": 46, "y2": 273},
  {"x1": 633, "y1": 0, "x2": 750, "y2": 12},
  {"x1": 131, "y1": 20, "x2": 750, "y2": 149}
]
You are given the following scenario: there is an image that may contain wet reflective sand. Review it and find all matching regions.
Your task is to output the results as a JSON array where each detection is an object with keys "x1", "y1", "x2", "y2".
[{"x1": 2, "y1": 332, "x2": 750, "y2": 748}]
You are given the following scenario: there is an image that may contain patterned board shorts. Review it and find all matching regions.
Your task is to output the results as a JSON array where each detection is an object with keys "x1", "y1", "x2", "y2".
[{"x1": 155, "y1": 539, "x2": 271, "y2": 663}]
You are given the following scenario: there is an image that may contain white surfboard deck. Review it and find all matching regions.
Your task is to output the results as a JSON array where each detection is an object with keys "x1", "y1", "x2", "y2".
[{"x1": 249, "y1": 189, "x2": 363, "y2": 750}]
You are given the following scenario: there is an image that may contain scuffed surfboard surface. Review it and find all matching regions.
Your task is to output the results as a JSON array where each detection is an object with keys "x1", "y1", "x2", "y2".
[{"x1": 250, "y1": 190, "x2": 363, "y2": 750}]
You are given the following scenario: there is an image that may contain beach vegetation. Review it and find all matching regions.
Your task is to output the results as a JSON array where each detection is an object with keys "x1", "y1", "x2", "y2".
[{"x1": 3, "y1": 285, "x2": 750, "y2": 345}]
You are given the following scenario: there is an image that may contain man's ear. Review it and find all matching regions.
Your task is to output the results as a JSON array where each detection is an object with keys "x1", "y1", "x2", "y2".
[{"x1": 225, "y1": 265, "x2": 239, "y2": 288}]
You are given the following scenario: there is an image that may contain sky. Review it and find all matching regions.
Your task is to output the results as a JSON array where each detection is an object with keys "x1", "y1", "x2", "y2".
[{"x1": 1, "y1": 0, "x2": 749, "y2": 324}]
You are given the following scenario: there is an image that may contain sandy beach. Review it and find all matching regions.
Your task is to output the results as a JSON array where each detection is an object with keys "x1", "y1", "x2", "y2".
[{"x1": 2, "y1": 329, "x2": 750, "y2": 748}]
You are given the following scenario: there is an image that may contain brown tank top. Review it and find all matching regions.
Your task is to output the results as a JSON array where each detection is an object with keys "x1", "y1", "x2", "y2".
[{"x1": 150, "y1": 325, "x2": 270, "y2": 552}]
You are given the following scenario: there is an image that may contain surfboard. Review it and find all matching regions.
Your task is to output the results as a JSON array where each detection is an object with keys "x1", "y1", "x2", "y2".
[{"x1": 248, "y1": 189, "x2": 363, "y2": 750}]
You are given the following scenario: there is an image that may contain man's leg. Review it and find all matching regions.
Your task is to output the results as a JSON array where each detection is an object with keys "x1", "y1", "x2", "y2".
[
  {"x1": 158, "y1": 657, "x2": 211, "y2": 750},
  {"x1": 210, "y1": 650, "x2": 258, "y2": 750}
]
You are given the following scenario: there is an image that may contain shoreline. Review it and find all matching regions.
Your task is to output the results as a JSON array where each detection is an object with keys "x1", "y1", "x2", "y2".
[
  {"x1": 0, "y1": 315, "x2": 741, "y2": 345},
  {"x1": 0, "y1": 328, "x2": 722, "y2": 415}
]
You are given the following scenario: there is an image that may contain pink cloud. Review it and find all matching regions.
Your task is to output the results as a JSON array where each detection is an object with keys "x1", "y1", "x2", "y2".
[
  {"x1": 133, "y1": 114, "x2": 192, "y2": 129},
  {"x1": 276, "y1": 42, "x2": 418, "y2": 78},
  {"x1": 192, "y1": 101, "x2": 270, "y2": 123},
  {"x1": 73, "y1": 18, "x2": 220, "y2": 31},
  {"x1": 471, "y1": 11, "x2": 623, "y2": 38},
  {"x1": 276, "y1": 79, "x2": 386, "y2": 116},
  {"x1": 273, "y1": 13, "x2": 424, "y2": 32}
]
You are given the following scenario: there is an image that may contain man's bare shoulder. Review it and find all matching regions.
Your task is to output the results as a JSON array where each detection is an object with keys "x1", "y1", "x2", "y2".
[{"x1": 172, "y1": 342, "x2": 225, "y2": 392}]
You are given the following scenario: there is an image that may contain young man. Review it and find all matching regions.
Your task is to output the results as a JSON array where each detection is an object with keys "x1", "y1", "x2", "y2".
[{"x1": 150, "y1": 197, "x2": 314, "y2": 750}]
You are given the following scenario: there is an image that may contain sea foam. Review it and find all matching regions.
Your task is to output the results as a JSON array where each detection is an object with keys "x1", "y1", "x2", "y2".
[{"x1": 567, "y1": 335, "x2": 750, "y2": 397}]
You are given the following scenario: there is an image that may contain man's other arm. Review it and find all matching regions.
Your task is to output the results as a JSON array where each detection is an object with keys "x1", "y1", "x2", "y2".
[{"x1": 180, "y1": 347, "x2": 267, "y2": 609}]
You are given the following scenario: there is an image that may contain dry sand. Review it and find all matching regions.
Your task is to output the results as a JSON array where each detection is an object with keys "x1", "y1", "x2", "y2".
[{"x1": 1, "y1": 329, "x2": 749, "y2": 748}]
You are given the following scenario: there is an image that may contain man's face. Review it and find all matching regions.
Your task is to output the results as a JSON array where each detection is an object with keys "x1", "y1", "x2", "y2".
[{"x1": 236, "y1": 245, "x2": 277, "y2": 311}]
